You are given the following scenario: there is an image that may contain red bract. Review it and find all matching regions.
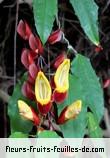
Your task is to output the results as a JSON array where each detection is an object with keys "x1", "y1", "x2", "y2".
[
  {"x1": 37, "y1": 102, "x2": 52, "y2": 115},
  {"x1": 53, "y1": 90, "x2": 67, "y2": 104},
  {"x1": 22, "y1": 81, "x2": 35, "y2": 100},
  {"x1": 17, "y1": 20, "x2": 32, "y2": 40},
  {"x1": 21, "y1": 48, "x2": 38, "y2": 69},
  {"x1": 21, "y1": 49, "x2": 30, "y2": 69},
  {"x1": 95, "y1": 44, "x2": 103, "y2": 53},
  {"x1": 103, "y1": 79, "x2": 110, "y2": 88},
  {"x1": 29, "y1": 34, "x2": 43, "y2": 54},
  {"x1": 29, "y1": 63, "x2": 39, "y2": 81},
  {"x1": 30, "y1": 108, "x2": 40, "y2": 126},
  {"x1": 28, "y1": 74, "x2": 35, "y2": 85},
  {"x1": 53, "y1": 53, "x2": 66, "y2": 69},
  {"x1": 28, "y1": 51, "x2": 37, "y2": 65},
  {"x1": 48, "y1": 29, "x2": 63, "y2": 44}
]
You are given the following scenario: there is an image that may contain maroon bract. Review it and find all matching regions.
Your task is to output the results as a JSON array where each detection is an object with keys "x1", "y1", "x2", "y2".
[
  {"x1": 53, "y1": 53, "x2": 66, "y2": 69},
  {"x1": 17, "y1": 20, "x2": 32, "y2": 40},
  {"x1": 48, "y1": 29, "x2": 63, "y2": 44},
  {"x1": 30, "y1": 108, "x2": 40, "y2": 126},
  {"x1": 103, "y1": 79, "x2": 110, "y2": 88},
  {"x1": 29, "y1": 63, "x2": 39, "y2": 81},
  {"x1": 22, "y1": 81, "x2": 35, "y2": 100},
  {"x1": 95, "y1": 44, "x2": 103, "y2": 53},
  {"x1": 29, "y1": 34, "x2": 43, "y2": 54},
  {"x1": 53, "y1": 90, "x2": 67, "y2": 104}
]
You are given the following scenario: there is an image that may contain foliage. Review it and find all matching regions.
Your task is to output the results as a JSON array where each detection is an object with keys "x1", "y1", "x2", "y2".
[
  {"x1": 33, "y1": 0, "x2": 57, "y2": 44},
  {"x1": 8, "y1": 0, "x2": 104, "y2": 138},
  {"x1": 70, "y1": 0, "x2": 99, "y2": 45}
]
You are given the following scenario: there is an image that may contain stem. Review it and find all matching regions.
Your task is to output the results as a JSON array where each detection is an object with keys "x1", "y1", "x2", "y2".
[
  {"x1": 47, "y1": 44, "x2": 51, "y2": 81},
  {"x1": 0, "y1": 89, "x2": 10, "y2": 103},
  {"x1": 14, "y1": 0, "x2": 19, "y2": 87},
  {"x1": 62, "y1": 34, "x2": 78, "y2": 55}
]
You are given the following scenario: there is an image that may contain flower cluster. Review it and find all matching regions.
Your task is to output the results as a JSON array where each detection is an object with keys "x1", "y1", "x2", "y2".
[{"x1": 17, "y1": 20, "x2": 82, "y2": 127}]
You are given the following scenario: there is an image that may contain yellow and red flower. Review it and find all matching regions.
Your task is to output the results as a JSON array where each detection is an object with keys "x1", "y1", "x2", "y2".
[
  {"x1": 35, "y1": 71, "x2": 52, "y2": 115},
  {"x1": 18, "y1": 100, "x2": 40, "y2": 126},
  {"x1": 57, "y1": 100, "x2": 82, "y2": 124},
  {"x1": 53, "y1": 59, "x2": 70, "y2": 103}
]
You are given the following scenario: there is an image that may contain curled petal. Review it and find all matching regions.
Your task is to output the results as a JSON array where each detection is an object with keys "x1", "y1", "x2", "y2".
[
  {"x1": 35, "y1": 71, "x2": 52, "y2": 114},
  {"x1": 29, "y1": 63, "x2": 39, "y2": 81},
  {"x1": 29, "y1": 34, "x2": 43, "y2": 54},
  {"x1": 22, "y1": 82, "x2": 35, "y2": 100},
  {"x1": 21, "y1": 48, "x2": 30, "y2": 69},
  {"x1": 48, "y1": 29, "x2": 63, "y2": 44},
  {"x1": 17, "y1": 20, "x2": 31, "y2": 40},
  {"x1": 54, "y1": 59, "x2": 70, "y2": 103},
  {"x1": 53, "y1": 90, "x2": 67, "y2": 104},
  {"x1": 53, "y1": 53, "x2": 66, "y2": 69},
  {"x1": 57, "y1": 100, "x2": 82, "y2": 124},
  {"x1": 18, "y1": 100, "x2": 40, "y2": 125}
]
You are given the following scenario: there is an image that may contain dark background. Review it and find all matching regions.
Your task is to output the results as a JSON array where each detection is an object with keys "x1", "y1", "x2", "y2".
[{"x1": 0, "y1": 0, "x2": 110, "y2": 137}]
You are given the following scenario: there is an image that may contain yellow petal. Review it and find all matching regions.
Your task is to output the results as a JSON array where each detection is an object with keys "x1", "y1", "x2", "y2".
[
  {"x1": 54, "y1": 59, "x2": 70, "y2": 93},
  {"x1": 18, "y1": 100, "x2": 33, "y2": 121},
  {"x1": 65, "y1": 100, "x2": 82, "y2": 119},
  {"x1": 35, "y1": 71, "x2": 51, "y2": 105}
]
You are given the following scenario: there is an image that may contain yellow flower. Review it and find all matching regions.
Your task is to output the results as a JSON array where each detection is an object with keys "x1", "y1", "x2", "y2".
[
  {"x1": 57, "y1": 100, "x2": 82, "y2": 124},
  {"x1": 18, "y1": 100, "x2": 33, "y2": 121},
  {"x1": 54, "y1": 59, "x2": 70, "y2": 93},
  {"x1": 65, "y1": 100, "x2": 82, "y2": 119},
  {"x1": 35, "y1": 71, "x2": 52, "y2": 114},
  {"x1": 53, "y1": 59, "x2": 70, "y2": 103},
  {"x1": 18, "y1": 100, "x2": 40, "y2": 125}
]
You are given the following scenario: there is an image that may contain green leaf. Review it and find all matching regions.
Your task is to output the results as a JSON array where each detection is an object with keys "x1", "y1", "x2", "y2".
[
  {"x1": 8, "y1": 74, "x2": 33, "y2": 134},
  {"x1": 87, "y1": 112, "x2": 103, "y2": 138},
  {"x1": 71, "y1": 54, "x2": 104, "y2": 122},
  {"x1": 38, "y1": 130, "x2": 60, "y2": 138},
  {"x1": 58, "y1": 75, "x2": 87, "y2": 138},
  {"x1": 9, "y1": 132, "x2": 28, "y2": 138},
  {"x1": 33, "y1": 0, "x2": 57, "y2": 44},
  {"x1": 70, "y1": 0, "x2": 99, "y2": 45}
]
